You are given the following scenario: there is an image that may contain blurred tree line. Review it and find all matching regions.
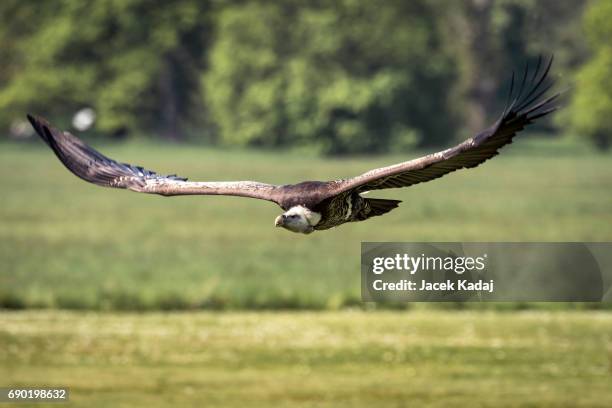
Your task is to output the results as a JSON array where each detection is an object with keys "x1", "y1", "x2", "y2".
[{"x1": 0, "y1": 0, "x2": 608, "y2": 153}]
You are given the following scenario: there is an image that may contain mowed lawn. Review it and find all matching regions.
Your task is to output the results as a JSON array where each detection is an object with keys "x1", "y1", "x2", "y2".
[
  {"x1": 1, "y1": 138, "x2": 611, "y2": 309},
  {"x1": 1, "y1": 311, "x2": 611, "y2": 407},
  {"x1": 1, "y1": 139, "x2": 612, "y2": 407}
]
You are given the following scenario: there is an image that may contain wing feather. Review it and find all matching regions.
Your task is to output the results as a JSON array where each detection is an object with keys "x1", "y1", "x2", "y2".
[
  {"x1": 328, "y1": 56, "x2": 560, "y2": 195},
  {"x1": 28, "y1": 115, "x2": 280, "y2": 202}
]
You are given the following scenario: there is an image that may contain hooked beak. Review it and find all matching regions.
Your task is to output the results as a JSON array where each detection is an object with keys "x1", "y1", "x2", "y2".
[{"x1": 274, "y1": 215, "x2": 284, "y2": 227}]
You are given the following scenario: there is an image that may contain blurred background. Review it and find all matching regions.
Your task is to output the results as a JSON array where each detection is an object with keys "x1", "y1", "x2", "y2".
[
  {"x1": 1, "y1": 1, "x2": 612, "y2": 406},
  {"x1": 1, "y1": 0, "x2": 612, "y2": 152},
  {"x1": 1, "y1": 0, "x2": 611, "y2": 309}
]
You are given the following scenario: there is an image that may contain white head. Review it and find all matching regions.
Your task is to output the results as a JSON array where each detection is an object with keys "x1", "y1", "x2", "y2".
[{"x1": 274, "y1": 205, "x2": 321, "y2": 234}]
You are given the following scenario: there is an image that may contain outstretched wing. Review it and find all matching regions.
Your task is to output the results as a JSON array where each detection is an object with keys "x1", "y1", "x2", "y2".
[
  {"x1": 327, "y1": 56, "x2": 560, "y2": 195},
  {"x1": 28, "y1": 115, "x2": 280, "y2": 202}
]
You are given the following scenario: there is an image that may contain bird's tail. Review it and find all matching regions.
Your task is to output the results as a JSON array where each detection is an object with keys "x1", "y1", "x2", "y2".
[{"x1": 364, "y1": 198, "x2": 402, "y2": 218}]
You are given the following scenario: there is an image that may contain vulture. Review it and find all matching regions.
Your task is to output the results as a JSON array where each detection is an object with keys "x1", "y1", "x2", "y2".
[{"x1": 28, "y1": 57, "x2": 559, "y2": 234}]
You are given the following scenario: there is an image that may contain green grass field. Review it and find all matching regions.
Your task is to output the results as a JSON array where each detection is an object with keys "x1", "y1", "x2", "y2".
[
  {"x1": 1, "y1": 137, "x2": 612, "y2": 309},
  {"x1": 1, "y1": 311, "x2": 611, "y2": 407},
  {"x1": 1, "y1": 138, "x2": 611, "y2": 406}
]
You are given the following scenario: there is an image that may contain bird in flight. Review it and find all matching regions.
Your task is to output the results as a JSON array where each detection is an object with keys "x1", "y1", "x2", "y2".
[{"x1": 28, "y1": 57, "x2": 559, "y2": 234}]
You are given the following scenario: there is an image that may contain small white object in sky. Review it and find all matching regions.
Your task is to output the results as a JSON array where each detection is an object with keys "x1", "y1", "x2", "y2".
[
  {"x1": 10, "y1": 119, "x2": 35, "y2": 139},
  {"x1": 72, "y1": 108, "x2": 96, "y2": 131}
]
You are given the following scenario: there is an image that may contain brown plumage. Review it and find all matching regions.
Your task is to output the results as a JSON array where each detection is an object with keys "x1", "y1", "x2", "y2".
[{"x1": 28, "y1": 56, "x2": 559, "y2": 234}]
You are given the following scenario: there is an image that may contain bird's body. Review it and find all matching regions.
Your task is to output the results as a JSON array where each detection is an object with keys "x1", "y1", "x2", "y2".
[
  {"x1": 27, "y1": 57, "x2": 560, "y2": 234},
  {"x1": 274, "y1": 189, "x2": 398, "y2": 233}
]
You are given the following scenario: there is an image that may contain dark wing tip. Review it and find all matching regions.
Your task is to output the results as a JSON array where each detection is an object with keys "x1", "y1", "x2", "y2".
[
  {"x1": 27, "y1": 114, "x2": 53, "y2": 145},
  {"x1": 27, "y1": 114, "x2": 187, "y2": 190},
  {"x1": 26, "y1": 113, "x2": 38, "y2": 125},
  {"x1": 27, "y1": 113, "x2": 50, "y2": 131},
  {"x1": 506, "y1": 55, "x2": 559, "y2": 118}
]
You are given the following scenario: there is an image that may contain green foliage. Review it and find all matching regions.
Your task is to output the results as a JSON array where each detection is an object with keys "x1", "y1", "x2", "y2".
[
  {"x1": 0, "y1": 0, "x2": 601, "y2": 150},
  {"x1": 0, "y1": 0, "x2": 210, "y2": 138},
  {"x1": 438, "y1": 0, "x2": 586, "y2": 135},
  {"x1": 203, "y1": 1, "x2": 458, "y2": 154},
  {"x1": 568, "y1": 0, "x2": 612, "y2": 150}
]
